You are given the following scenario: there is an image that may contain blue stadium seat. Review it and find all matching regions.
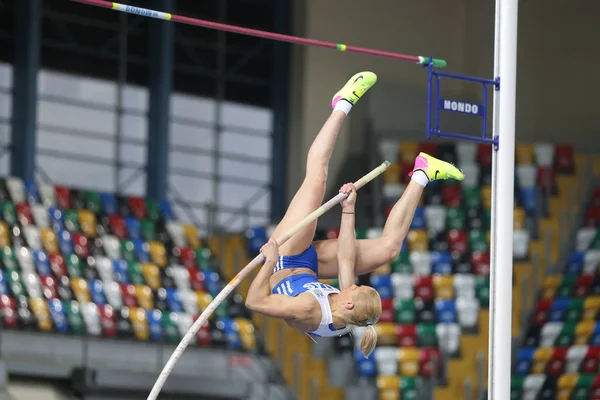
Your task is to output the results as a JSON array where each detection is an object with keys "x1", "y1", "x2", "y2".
[
  {"x1": 590, "y1": 322, "x2": 600, "y2": 346},
  {"x1": 435, "y1": 299, "x2": 457, "y2": 323},
  {"x1": 566, "y1": 252, "x2": 585, "y2": 275},
  {"x1": 48, "y1": 207, "x2": 64, "y2": 232},
  {"x1": 431, "y1": 251, "x2": 453, "y2": 275},
  {"x1": 514, "y1": 347, "x2": 535, "y2": 376},
  {"x1": 112, "y1": 259, "x2": 129, "y2": 284},
  {"x1": 370, "y1": 275, "x2": 393, "y2": 300},
  {"x1": 520, "y1": 188, "x2": 537, "y2": 214},
  {"x1": 410, "y1": 207, "x2": 426, "y2": 230},
  {"x1": 147, "y1": 309, "x2": 163, "y2": 340},
  {"x1": 204, "y1": 269, "x2": 222, "y2": 297},
  {"x1": 133, "y1": 239, "x2": 150, "y2": 263},
  {"x1": 47, "y1": 298, "x2": 69, "y2": 333},
  {"x1": 33, "y1": 250, "x2": 52, "y2": 276},
  {"x1": 24, "y1": 181, "x2": 41, "y2": 205},
  {"x1": 159, "y1": 200, "x2": 176, "y2": 221},
  {"x1": 165, "y1": 288, "x2": 183, "y2": 312},
  {"x1": 88, "y1": 279, "x2": 106, "y2": 306},
  {"x1": 549, "y1": 298, "x2": 570, "y2": 322},
  {"x1": 246, "y1": 226, "x2": 267, "y2": 256},
  {"x1": 125, "y1": 216, "x2": 141, "y2": 240},
  {"x1": 57, "y1": 230, "x2": 74, "y2": 256},
  {"x1": 355, "y1": 347, "x2": 377, "y2": 377},
  {"x1": 0, "y1": 270, "x2": 8, "y2": 296},
  {"x1": 100, "y1": 193, "x2": 117, "y2": 216},
  {"x1": 220, "y1": 317, "x2": 242, "y2": 350}
]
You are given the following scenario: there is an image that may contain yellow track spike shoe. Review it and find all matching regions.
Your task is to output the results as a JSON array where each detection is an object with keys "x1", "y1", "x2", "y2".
[
  {"x1": 409, "y1": 152, "x2": 465, "y2": 182},
  {"x1": 331, "y1": 71, "x2": 377, "y2": 109}
]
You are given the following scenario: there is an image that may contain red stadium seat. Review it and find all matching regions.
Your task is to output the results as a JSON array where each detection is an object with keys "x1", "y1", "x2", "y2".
[
  {"x1": 477, "y1": 144, "x2": 493, "y2": 167},
  {"x1": 396, "y1": 324, "x2": 417, "y2": 347},
  {"x1": 0, "y1": 295, "x2": 17, "y2": 328},
  {"x1": 326, "y1": 228, "x2": 340, "y2": 239},
  {"x1": 55, "y1": 186, "x2": 72, "y2": 209},
  {"x1": 418, "y1": 142, "x2": 438, "y2": 157},
  {"x1": 120, "y1": 283, "x2": 138, "y2": 308},
  {"x1": 585, "y1": 207, "x2": 600, "y2": 227},
  {"x1": 177, "y1": 247, "x2": 197, "y2": 269},
  {"x1": 72, "y1": 233, "x2": 90, "y2": 258},
  {"x1": 581, "y1": 346, "x2": 600, "y2": 374},
  {"x1": 575, "y1": 275, "x2": 594, "y2": 298},
  {"x1": 128, "y1": 197, "x2": 146, "y2": 220},
  {"x1": 16, "y1": 203, "x2": 34, "y2": 226},
  {"x1": 98, "y1": 305, "x2": 117, "y2": 337},
  {"x1": 442, "y1": 185, "x2": 462, "y2": 208},
  {"x1": 419, "y1": 347, "x2": 441, "y2": 377},
  {"x1": 536, "y1": 166, "x2": 557, "y2": 193},
  {"x1": 414, "y1": 276, "x2": 434, "y2": 301},
  {"x1": 187, "y1": 267, "x2": 205, "y2": 291},
  {"x1": 447, "y1": 230, "x2": 468, "y2": 255},
  {"x1": 554, "y1": 145, "x2": 574, "y2": 174},
  {"x1": 471, "y1": 252, "x2": 491, "y2": 276},
  {"x1": 40, "y1": 276, "x2": 58, "y2": 300},
  {"x1": 547, "y1": 347, "x2": 567, "y2": 376},
  {"x1": 49, "y1": 254, "x2": 68, "y2": 278},
  {"x1": 400, "y1": 162, "x2": 414, "y2": 184},
  {"x1": 592, "y1": 188, "x2": 600, "y2": 208},
  {"x1": 380, "y1": 298, "x2": 394, "y2": 323},
  {"x1": 533, "y1": 299, "x2": 553, "y2": 326},
  {"x1": 108, "y1": 215, "x2": 127, "y2": 240},
  {"x1": 194, "y1": 315, "x2": 211, "y2": 346}
]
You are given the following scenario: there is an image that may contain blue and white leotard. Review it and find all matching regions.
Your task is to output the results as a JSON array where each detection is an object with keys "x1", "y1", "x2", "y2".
[{"x1": 271, "y1": 245, "x2": 349, "y2": 338}]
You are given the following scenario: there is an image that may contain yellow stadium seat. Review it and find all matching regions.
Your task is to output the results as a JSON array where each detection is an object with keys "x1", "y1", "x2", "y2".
[
  {"x1": 531, "y1": 347, "x2": 553, "y2": 374},
  {"x1": 514, "y1": 207, "x2": 526, "y2": 231},
  {"x1": 398, "y1": 348, "x2": 420, "y2": 377},
  {"x1": 196, "y1": 291, "x2": 215, "y2": 320},
  {"x1": 375, "y1": 322, "x2": 397, "y2": 346},
  {"x1": 78, "y1": 210, "x2": 97, "y2": 238},
  {"x1": 0, "y1": 222, "x2": 10, "y2": 247},
  {"x1": 71, "y1": 278, "x2": 91, "y2": 303},
  {"x1": 557, "y1": 373, "x2": 579, "y2": 400},
  {"x1": 516, "y1": 143, "x2": 535, "y2": 165},
  {"x1": 583, "y1": 296, "x2": 600, "y2": 320},
  {"x1": 141, "y1": 263, "x2": 161, "y2": 290},
  {"x1": 235, "y1": 318, "x2": 256, "y2": 351},
  {"x1": 481, "y1": 186, "x2": 492, "y2": 210},
  {"x1": 541, "y1": 276, "x2": 562, "y2": 299},
  {"x1": 40, "y1": 228, "x2": 59, "y2": 255},
  {"x1": 183, "y1": 224, "x2": 201, "y2": 249},
  {"x1": 407, "y1": 230, "x2": 428, "y2": 252},
  {"x1": 134, "y1": 285, "x2": 154, "y2": 310},
  {"x1": 400, "y1": 142, "x2": 418, "y2": 164},
  {"x1": 383, "y1": 163, "x2": 401, "y2": 184},
  {"x1": 148, "y1": 241, "x2": 167, "y2": 267},
  {"x1": 575, "y1": 321, "x2": 595, "y2": 345},
  {"x1": 129, "y1": 307, "x2": 150, "y2": 341},
  {"x1": 377, "y1": 375, "x2": 400, "y2": 400},
  {"x1": 29, "y1": 298, "x2": 52, "y2": 332},
  {"x1": 433, "y1": 275, "x2": 454, "y2": 300}
]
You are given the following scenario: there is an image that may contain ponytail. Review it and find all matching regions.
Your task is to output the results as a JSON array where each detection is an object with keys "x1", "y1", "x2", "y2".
[{"x1": 360, "y1": 324, "x2": 378, "y2": 357}]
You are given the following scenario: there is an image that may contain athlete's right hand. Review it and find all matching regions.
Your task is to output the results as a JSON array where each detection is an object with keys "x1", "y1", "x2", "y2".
[
  {"x1": 260, "y1": 239, "x2": 279, "y2": 264},
  {"x1": 340, "y1": 183, "x2": 357, "y2": 209}
]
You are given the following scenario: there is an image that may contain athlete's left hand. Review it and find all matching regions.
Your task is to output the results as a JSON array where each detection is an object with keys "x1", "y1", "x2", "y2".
[
  {"x1": 340, "y1": 183, "x2": 357, "y2": 209},
  {"x1": 260, "y1": 238, "x2": 279, "y2": 264}
]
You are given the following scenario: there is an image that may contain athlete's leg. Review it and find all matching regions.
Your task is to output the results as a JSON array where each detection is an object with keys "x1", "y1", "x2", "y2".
[
  {"x1": 271, "y1": 72, "x2": 377, "y2": 256},
  {"x1": 315, "y1": 153, "x2": 464, "y2": 278}
]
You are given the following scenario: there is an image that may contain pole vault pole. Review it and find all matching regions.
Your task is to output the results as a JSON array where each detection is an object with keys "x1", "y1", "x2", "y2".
[{"x1": 69, "y1": 0, "x2": 447, "y2": 68}]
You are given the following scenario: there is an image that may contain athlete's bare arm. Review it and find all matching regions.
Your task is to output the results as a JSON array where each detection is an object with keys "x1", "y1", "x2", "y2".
[
  {"x1": 337, "y1": 183, "x2": 357, "y2": 290},
  {"x1": 245, "y1": 239, "x2": 312, "y2": 320}
]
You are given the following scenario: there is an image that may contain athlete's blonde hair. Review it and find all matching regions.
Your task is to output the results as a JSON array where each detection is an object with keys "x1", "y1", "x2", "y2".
[{"x1": 349, "y1": 287, "x2": 382, "y2": 357}]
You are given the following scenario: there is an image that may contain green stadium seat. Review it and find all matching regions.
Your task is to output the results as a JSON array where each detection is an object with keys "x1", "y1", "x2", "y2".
[
  {"x1": 7, "y1": 270, "x2": 25, "y2": 296},
  {"x1": 145, "y1": 198, "x2": 160, "y2": 221},
  {"x1": 566, "y1": 298, "x2": 584, "y2": 323},
  {"x1": 557, "y1": 276, "x2": 577, "y2": 298},
  {"x1": 140, "y1": 219, "x2": 157, "y2": 242},
  {"x1": 511, "y1": 376, "x2": 524, "y2": 400},
  {"x1": 1, "y1": 201, "x2": 17, "y2": 226},
  {"x1": 65, "y1": 300, "x2": 85, "y2": 334},
  {"x1": 394, "y1": 298, "x2": 415, "y2": 324},
  {"x1": 84, "y1": 191, "x2": 102, "y2": 215},
  {"x1": 462, "y1": 186, "x2": 482, "y2": 209},
  {"x1": 556, "y1": 322, "x2": 576, "y2": 346},
  {"x1": 121, "y1": 240, "x2": 137, "y2": 264},
  {"x1": 590, "y1": 228, "x2": 600, "y2": 249},
  {"x1": 162, "y1": 311, "x2": 180, "y2": 342},
  {"x1": 392, "y1": 251, "x2": 412, "y2": 274},
  {"x1": 128, "y1": 262, "x2": 146, "y2": 285},
  {"x1": 2, "y1": 247, "x2": 19, "y2": 271},
  {"x1": 469, "y1": 230, "x2": 488, "y2": 252},
  {"x1": 446, "y1": 207, "x2": 466, "y2": 230},
  {"x1": 400, "y1": 377, "x2": 421, "y2": 400},
  {"x1": 195, "y1": 248, "x2": 212, "y2": 270},
  {"x1": 476, "y1": 276, "x2": 490, "y2": 306},
  {"x1": 63, "y1": 210, "x2": 81, "y2": 232},
  {"x1": 416, "y1": 323, "x2": 437, "y2": 347},
  {"x1": 66, "y1": 254, "x2": 83, "y2": 278},
  {"x1": 572, "y1": 374, "x2": 594, "y2": 400},
  {"x1": 484, "y1": 209, "x2": 492, "y2": 230},
  {"x1": 355, "y1": 228, "x2": 367, "y2": 239}
]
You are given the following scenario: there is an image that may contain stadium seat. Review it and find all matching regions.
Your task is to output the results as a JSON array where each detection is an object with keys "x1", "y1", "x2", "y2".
[
  {"x1": 534, "y1": 143, "x2": 555, "y2": 167},
  {"x1": 375, "y1": 346, "x2": 398, "y2": 376},
  {"x1": 516, "y1": 347, "x2": 535, "y2": 376},
  {"x1": 433, "y1": 275, "x2": 454, "y2": 300},
  {"x1": 442, "y1": 185, "x2": 462, "y2": 208},
  {"x1": 148, "y1": 241, "x2": 167, "y2": 267},
  {"x1": 517, "y1": 143, "x2": 535, "y2": 165},
  {"x1": 435, "y1": 300, "x2": 457, "y2": 323},
  {"x1": 409, "y1": 252, "x2": 431, "y2": 276},
  {"x1": 81, "y1": 302, "x2": 101, "y2": 336},
  {"x1": 456, "y1": 297, "x2": 479, "y2": 329},
  {"x1": 407, "y1": 230, "x2": 428, "y2": 252},
  {"x1": 436, "y1": 323, "x2": 460, "y2": 354},
  {"x1": 398, "y1": 347, "x2": 420, "y2": 377},
  {"x1": 475, "y1": 276, "x2": 490, "y2": 306},
  {"x1": 98, "y1": 304, "x2": 117, "y2": 337},
  {"x1": 513, "y1": 230, "x2": 531, "y2": 260},
  {"x1": 446, "y1": 207, "x2": 466, "y2": 230},
  {"x1": 456, "y1": 142, "x2": 476, "y2": 165},
  {"x1": 554, "y1": 145, "x2": 574, "y2": 173},
  {"x1": 424, "y1": 205, "x2": 446, "y2": 234},
  {"x1": 394, "y1": 297, "x2": 415, "y2": 324},
  {"x1": 183, "y1": 224, "x2": 201, "y2": 249},
  {"x1": 532, "y1": 347, "x2": 554, "y2": 374},
  {"x1": 430, "y1": 251, "x2": 452, "y2": 275},
  {"x1": 419, "y1": 347, "x2": 441, "y2": 377}
]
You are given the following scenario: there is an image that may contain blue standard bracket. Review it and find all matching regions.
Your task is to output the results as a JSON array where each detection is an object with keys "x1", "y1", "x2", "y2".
[{"x1": 425, "y1": 57, "x2": 500, "y2": 150}]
